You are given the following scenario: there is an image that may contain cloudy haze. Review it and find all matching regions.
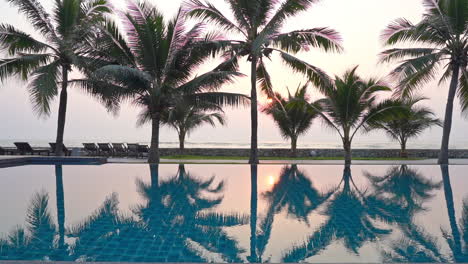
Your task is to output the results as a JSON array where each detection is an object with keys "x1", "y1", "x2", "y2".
[{"x1": 0, "y1": 0, "x2": 466, "y2": 149}]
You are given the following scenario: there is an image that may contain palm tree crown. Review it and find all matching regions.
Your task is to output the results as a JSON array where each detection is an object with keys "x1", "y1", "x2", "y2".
[
  {"x1": 313, "y1": 66, "x2": 401, "y2": 165},
  {"x1": 161, "y1": 99, "x2": 226, "y2": 151},
  {"x1": 369, "y1": 96, "x2": 441, "y2": 157},
  {"x1": 0, "y1": 0, "x2": 111, "y2": 155},
  {"x1": 380, "y1": 0, "x2": 468, "y2": 164},
  {"x1": 85, "y1": 1, "x2": 248, "y2": 163},
  {"x1": 262, "y1": 84, "x2": 318, "y2": 156},
  {"x1": 187, "y1": 0, "x2": 342, "y2": 163}
]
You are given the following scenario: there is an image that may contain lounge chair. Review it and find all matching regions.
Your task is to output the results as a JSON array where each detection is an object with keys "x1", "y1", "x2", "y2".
[
  {"x1": 112, "y1": 143, "x2": 127, "y2": 157},
  {"x1": 14, "y1": 142, "x2": 50, "y2": 156},
  {"x1": 137, "y1": 144, "x2": 149, "y2": 157},
  {"x1": 0, "y1": 146, "x2": 17, "y2": 155},
  {"x1": 98, "y1": 143, "x2": 113, "y2": 156},
  {"x1": 83, "y1": 143, "x2": 99, "y2": 156},
  {"x1": 127, "y1": 143, "x2": 140, "y2": 158},
  {"x1": 49, "y1": 143, "x2": 72, "y2": 156}
]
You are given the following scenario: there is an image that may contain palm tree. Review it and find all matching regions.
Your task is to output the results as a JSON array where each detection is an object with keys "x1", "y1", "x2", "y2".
[
  {"x1": 380, "y1": 0, "x2": 468, "y2": 164},
  {"x1": 161, "y1": 99, "x2": 225, "y2": 152},
  {"x1": 262, "y1": 84, "x2": 318, "y2": 157},
  {"x1": 369, "y1": 97, "x2": 441, "y2": 157},
  {"x1": 313, "y1": 66, "x2": 401, "y2": 165},
  {"x1": 0, "y1": 0, "x2": 111, "y2": 156},
  {"x1": 85, "y1": 1, "x2": 248, "y2": 163},
  {"x1": 187, "y1": 0, "x2": 343, "y2": 164}
]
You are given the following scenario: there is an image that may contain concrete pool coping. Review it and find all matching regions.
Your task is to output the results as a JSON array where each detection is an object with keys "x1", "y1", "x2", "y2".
[
  {"x1": 1, "y1": 155, "x2": 468, "y2": 166},
  {"x1": 109, "y1": 158, "x2": 468, "y2": 165},
  {"x1": 0, "y1": 155, "x2": 107, "y2": 167}
]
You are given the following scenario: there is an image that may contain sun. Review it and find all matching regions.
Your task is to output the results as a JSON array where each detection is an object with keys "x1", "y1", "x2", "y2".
[{"x1": 267, "y1": 175, "x2": 277, "y2": 186}]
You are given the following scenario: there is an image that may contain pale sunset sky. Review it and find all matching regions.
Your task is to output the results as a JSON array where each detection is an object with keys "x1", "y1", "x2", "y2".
[{"x1": 0, "y1": 0, "x2": 466, "y2": 148}]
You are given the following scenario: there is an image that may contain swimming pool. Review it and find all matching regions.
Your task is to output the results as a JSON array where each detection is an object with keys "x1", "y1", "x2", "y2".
[{"x1": 0, "y1": 163, "x2": 466, "y2": 263}]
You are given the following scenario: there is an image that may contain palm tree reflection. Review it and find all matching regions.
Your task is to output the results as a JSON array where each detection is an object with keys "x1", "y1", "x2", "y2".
[
  {"x1": 0, "y1": 191, "x2": 58, "y2": 260},
  {"x1": 382, "y1": 165, "x2": 468, "y2": 263},
  {"x1": 282, "y1": 165, "x2": 411, "y2": 262},
  {"x1": 248, "y1": 164, "x2": 333, "y2": 262},
  {"x1": 263, "y1": 165, "x2": 333, "y2": 223},
  {"x1": 70, "y1": 164, "x2": 247, "y2": 262},
  {"x1": 365, "y1": 165, "x2": 442, "y2": 214}
]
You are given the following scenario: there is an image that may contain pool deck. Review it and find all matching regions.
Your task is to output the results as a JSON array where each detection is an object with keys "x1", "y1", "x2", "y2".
[{"x1": 1, "y1": 155, "x2": 468, "y2": 166}]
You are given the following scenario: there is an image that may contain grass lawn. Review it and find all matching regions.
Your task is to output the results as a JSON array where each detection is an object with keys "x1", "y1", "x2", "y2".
[{"x1": 161, "y1": 155, "x2": 425, "y2": 161}]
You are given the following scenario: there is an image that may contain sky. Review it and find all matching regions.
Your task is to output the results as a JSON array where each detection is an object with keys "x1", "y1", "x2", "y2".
[{"x1": 0, "y1": 0, "x2": 467, "y2": 149}]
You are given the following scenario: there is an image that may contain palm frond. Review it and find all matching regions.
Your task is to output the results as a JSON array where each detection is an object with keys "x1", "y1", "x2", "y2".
[
  {"x1": 190, "y1": 92, "x2": 250, "y2": 107},
  {"x1": 178, "y1": 70, "x2": 245, "y2": 94},
  {"x1": 271, "y1": 27, "x2": 343, "y2": 53},
  {"x1": 94, "y1": 65, "x2": 152, "y2": 92},
  {"x1": 6, "y1": 0, "x2": 57, "y2": 38},
  {"x1": 262, "y1": 0, "x2": 319, "y2": 39},
  {"x1": 391, "y1": 53, "x2": 442, "y2": 97},
  {"x1": 0, "y1": 53, "x2": 51, "y2": 82},
  {"x1": 28, "y1": 60, "x2": 61, "y2": 116},
  {"x1": 0, "y1": 24, "x2": 53, "y2": 55},
  {"x1": 379, "y1": 48, "x2": 439, "y2": 64},
  {"x1": 458, "y1": 67, "x2": 468, "y2": 113},
  {"x1": 277, "y1": 50, "x2": 332, "y2": 92},
  {"x1": 257, "y1": 59, "x2": 274, "y2": 97},
  {"x1": 186, "y1": 0, "x2": 246, "y2": 36}
]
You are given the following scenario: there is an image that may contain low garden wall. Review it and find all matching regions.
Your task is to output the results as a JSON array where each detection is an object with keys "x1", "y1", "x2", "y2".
[{"x1": 157, "y1": 148, "x2": 468, "y2": 158}]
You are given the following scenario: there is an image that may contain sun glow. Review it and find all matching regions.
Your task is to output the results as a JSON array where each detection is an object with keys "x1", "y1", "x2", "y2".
[{"x1": 267, "y1": 175, "x2": 278, "y2": 186}]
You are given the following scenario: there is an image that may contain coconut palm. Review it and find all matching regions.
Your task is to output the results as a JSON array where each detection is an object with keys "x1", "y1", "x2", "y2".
[
  {"x1": 313, "y1": 66, "x2": 402, "y2": 165},
  {"x1": 368, "y1": 97, "x2": 441, "y2": 157},
  {"x1": 262, "y1": 84, "x2": 319, "y2": 157},
  {"x1": 187, "y1": 0, "x2": 343, "y2": 164},
  {"x1": 380, "y1": 0, "x2": 468, "y2": 164},
  {"x1": 161, "y1": 99, "x2": 225, "y2": 152},
  {"x1": 84, "y1": 1, "x2": 248, "y2": 163},
  {"x1": 0, "y1": 0, "x2": 111, "y2": 156}
]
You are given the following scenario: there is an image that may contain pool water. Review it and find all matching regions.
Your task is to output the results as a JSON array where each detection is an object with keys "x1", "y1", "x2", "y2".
[{"x1": 0, "y1": 163, "x2": 466, "y2": 263}]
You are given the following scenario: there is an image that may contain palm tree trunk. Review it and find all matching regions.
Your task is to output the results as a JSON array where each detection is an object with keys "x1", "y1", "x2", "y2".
[
  {"x1": 438, "y1": 64, "x2": 460, "y2": 164},
  {"x1": 148, "y1": 113, "x2": 160, "y2": 163},
  {"x1": 400, "y1": 139, "x2": 408, "y2": 158},
  {"x1": 291, "y1": 136, "x2": 298, "y2": 157},
  {"x1": 248, "y1": 164, "x2": 259, "y2": 262},
  {"x1": 179, "y1": 130, "x2": 185, "y2": 154},
  {"x1": 343, "y1": 139, "x2": 352, "y2": 166},
  {"x1": 249, "y1": 56, "x2": 259, "y2": 164},
  {"x1": 54, "y1": 66, "x2": 69, "y2": 156},
  {"x1": 55, "y1": 165, "x2": 65, "y2": 250},
  {"x1": 440, "y1": 165, "x2": 463, "y2": 260}
]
